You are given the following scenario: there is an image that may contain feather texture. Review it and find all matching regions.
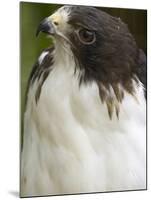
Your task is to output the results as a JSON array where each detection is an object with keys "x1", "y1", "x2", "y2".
[
  {"x1": 21, "y1": 5, "x2": 146, "y2": 197},
  {"x1": 21, "y1": 45, "x2": 146, "y2": 197}
]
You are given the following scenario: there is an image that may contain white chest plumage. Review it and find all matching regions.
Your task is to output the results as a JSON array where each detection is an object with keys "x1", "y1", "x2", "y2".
[{"x1": 21, "y1": 49, "x2": 146, "y2": 197}]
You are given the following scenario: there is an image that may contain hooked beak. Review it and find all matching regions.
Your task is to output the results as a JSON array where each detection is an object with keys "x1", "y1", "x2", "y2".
[{"x1": 36, "y1": 18, "x2": 56, "y2": 37}]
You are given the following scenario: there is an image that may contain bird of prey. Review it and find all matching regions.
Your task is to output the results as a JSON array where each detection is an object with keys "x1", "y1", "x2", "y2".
[{"x1": 21, "y1": 5, "x2": 146, "y2": 197}]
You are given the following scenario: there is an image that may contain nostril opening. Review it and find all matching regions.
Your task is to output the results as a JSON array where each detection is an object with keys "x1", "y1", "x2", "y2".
[{"x1": 54, "y1": 21, "x2": 59, "y2": 26}]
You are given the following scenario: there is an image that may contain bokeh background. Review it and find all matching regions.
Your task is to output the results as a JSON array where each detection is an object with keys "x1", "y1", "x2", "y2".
[{"x1": 20, "y1": 2, "x2": 147, "y2": 143}]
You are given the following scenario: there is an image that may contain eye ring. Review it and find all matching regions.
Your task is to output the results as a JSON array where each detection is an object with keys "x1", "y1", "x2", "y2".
[{"x1": 76, "y1": 28, "x2": 96, "y2": 45}]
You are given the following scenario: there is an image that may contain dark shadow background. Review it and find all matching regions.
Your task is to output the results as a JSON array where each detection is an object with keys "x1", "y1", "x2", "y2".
[{"x1": 20, "y1": 2, "x2": 147, "y2": 144}]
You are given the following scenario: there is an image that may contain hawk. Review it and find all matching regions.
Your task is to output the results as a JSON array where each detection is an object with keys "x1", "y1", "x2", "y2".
[{"x1": 21, "y1": 5, "x2": 146, "y2": 197}]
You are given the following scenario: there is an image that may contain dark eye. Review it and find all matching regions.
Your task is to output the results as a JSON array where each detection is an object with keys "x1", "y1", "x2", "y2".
[{"x1": 77, "y1": 29, "x2": 96, "y2": 44}]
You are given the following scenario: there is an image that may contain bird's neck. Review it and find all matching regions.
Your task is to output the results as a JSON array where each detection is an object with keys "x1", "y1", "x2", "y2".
[{"x1": 53, "y1": 39, "x2": 74, "y2": 67}]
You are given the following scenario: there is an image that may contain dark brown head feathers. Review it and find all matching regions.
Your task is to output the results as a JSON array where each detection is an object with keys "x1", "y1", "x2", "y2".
[{"x1": 68, "y1": 6, "x2": 146, "y2": 118}]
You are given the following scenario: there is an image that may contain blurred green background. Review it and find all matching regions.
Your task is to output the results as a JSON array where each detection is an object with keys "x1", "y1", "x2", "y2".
[{"x1": 20, "y1": 2, "x2": 147, "y2": 143}]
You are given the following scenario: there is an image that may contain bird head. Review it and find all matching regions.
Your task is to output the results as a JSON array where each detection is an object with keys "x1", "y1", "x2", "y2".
[{"x1": 36, "y1": 5, "x2": 142, "y2": 119}]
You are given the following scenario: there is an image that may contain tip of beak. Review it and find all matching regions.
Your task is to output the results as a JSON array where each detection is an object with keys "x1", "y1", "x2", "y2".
[{"x1": 36, "y1": 18, "x2": 55, "y2": 37}]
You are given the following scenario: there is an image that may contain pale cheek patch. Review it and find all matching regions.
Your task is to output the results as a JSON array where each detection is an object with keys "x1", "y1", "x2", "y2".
[
  {"x1": 49, "y1": 14, "x2": 62, "y2": 25},
  {"x1": 48, "y1": 7, "x2": 71, "y2": 33}
]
